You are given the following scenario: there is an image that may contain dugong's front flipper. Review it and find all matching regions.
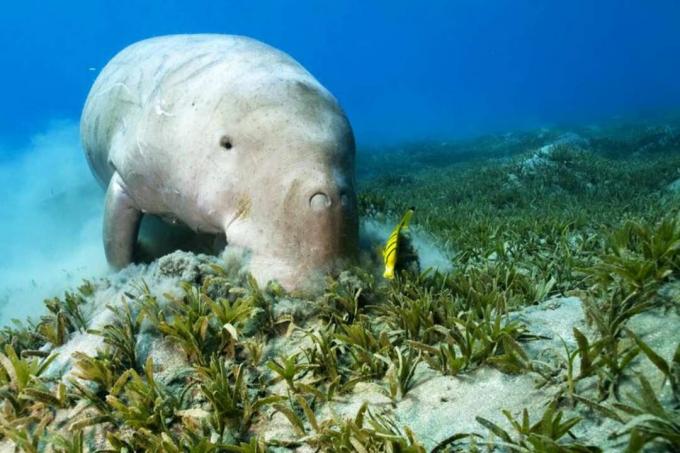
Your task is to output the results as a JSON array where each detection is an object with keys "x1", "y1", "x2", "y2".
[{"x1": 103, "y1": 172, "x2": 142, "y2": 269}]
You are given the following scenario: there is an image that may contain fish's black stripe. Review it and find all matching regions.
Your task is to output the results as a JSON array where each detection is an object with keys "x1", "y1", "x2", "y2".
[{"x1": 384, "y1": 241, "x2": 398, "y2": 257}]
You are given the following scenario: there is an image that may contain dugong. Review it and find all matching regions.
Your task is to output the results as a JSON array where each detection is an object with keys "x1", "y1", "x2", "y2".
[{"x1": 81, "y1": 34, "x2": 358, "y2": 290}]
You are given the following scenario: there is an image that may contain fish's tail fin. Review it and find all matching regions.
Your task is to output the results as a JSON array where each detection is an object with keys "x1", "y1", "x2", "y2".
[{"x1": 383, "y1": 266, "x2": 395, "y2": 280}]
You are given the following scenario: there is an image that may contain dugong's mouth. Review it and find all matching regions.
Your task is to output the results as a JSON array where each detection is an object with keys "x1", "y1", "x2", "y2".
[
  {"x1": 222, "y1": 233, "x2": 346, "y2": 292},
  {"x1": 245, "y1": 253, "x2": 329, "y2": 293},
  {"x1": 222, "y1": 202, "x2": 358, "y2": 291}
]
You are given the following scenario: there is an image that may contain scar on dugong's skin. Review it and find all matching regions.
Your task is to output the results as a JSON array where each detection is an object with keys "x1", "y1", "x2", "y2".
[{"x1": 81, "y1": 34, "x2": 358, "y2": 290}]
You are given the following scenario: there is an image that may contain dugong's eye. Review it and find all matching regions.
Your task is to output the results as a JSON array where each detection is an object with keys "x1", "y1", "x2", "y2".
[{"x1": 219, "y1": 135, "x2": 233, "y2": 150}]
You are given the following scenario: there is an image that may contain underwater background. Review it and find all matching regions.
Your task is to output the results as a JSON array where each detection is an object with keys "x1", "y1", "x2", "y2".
[
  {"x1": 3, "y1": 1, "x2": 680, "y2": 145},
  {"x1": 1, "y1": 1, "x2": 680, "y2": 451},
  {"x1": 2, "y1": 0, "x2": 680, "y2": 322}
]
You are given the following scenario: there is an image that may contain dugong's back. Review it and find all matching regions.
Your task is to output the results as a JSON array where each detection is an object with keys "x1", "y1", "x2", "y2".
[{"x1": 81, "y1": 34, "x2": 317, "y2": 187}]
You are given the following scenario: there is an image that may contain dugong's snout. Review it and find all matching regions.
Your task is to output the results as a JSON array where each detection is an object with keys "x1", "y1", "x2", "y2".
[
  {"x1": 282, "y1": 172, "x2": 357, "y2": 264},
  {"x1": 304, "y1": 182, "x2": 358, "y2": 259},
  {"x1": 227, "y1": 174, "x2": 358, "y2": 291}
]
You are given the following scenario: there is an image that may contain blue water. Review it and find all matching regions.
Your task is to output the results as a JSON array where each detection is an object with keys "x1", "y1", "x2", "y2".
[
  {"x1": 1, "y1": 0, "x2": 680, "y2": 147},
  {"x1": 1, "y1": 0, "x2": 679, "y2": 324}
]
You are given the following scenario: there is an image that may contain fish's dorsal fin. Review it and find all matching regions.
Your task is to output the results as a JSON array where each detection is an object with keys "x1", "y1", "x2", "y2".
[{"x1": 399, "y1": 207, "x2": 415, "y2": 232}]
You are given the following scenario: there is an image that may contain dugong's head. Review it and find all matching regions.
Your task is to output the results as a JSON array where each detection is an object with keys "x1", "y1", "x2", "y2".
[{"x1": 163, "y1": 46, "x2": 358, "y2": 290}]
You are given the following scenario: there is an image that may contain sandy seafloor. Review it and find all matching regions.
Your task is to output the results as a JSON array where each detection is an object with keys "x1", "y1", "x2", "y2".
[
  {"x1": 3, "y1": 249, "x2": 675, "y2": 451},
  {"x1": 0, "y1": 120, "x2": 679, "y2": 452}
]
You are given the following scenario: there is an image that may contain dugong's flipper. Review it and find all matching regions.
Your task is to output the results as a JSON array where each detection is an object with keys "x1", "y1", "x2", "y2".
[{"x1": 103, "y1": 172, "x2": 142, "y2": 269}]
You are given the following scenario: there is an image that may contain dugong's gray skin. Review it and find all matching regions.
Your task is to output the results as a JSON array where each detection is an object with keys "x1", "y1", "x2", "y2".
[{"x1": 81, "y1": 34, "x2": 358, "y2": 290}]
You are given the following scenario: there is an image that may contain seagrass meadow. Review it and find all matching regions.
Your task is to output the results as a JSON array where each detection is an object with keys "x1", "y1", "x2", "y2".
[{"x1": 1, "y1": 120, "x2": 679, "y2": 452}]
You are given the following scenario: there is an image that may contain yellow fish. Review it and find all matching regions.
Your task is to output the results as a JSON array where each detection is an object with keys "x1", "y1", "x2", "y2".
[{"x1": 383, "y1": 207, "x2": 415, "y2": 279}]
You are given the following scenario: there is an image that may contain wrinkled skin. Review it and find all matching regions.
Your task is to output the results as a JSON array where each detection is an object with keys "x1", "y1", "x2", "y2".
[{"x1": 81, "y1": 34, "x2": 358, "y2": 290}]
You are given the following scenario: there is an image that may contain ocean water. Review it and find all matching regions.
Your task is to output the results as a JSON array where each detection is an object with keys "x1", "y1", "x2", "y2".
[
  {"x1": 0, "y1": 2, "x2": 680, "y2": 451},
  {"x1": 1, "y1": 0, "x2": 679, "y2": 324}
]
